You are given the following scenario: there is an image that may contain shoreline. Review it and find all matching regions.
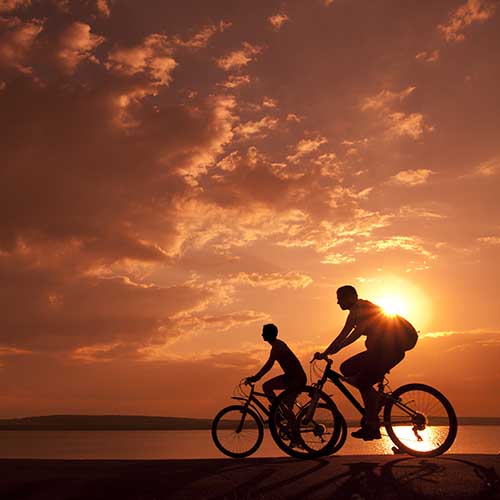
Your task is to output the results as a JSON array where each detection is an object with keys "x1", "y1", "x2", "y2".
[{"x1": 1, "y1": 415, "x2": 499, "y2": 431}]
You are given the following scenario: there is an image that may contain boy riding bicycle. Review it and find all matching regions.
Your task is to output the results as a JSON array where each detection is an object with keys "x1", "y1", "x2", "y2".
[
  {"x1": 314, "y1": 285, "x2": 418, "y2": 440},
  {"x1": 245, "y1": 323, "x2": 307, "y2": 405}
]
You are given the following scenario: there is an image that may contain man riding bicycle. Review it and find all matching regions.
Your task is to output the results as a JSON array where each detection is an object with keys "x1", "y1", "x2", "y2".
[{"x1": 314, "y1": 285, "x2": 418, "y2": 440}]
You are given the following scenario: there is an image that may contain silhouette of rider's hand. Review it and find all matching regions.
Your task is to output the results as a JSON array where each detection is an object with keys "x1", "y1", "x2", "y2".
[
  {"x1": 245, "y1": 375, "x2": 259, "y2": 385},
  {"x1": 312, "y1": 351, "x2": 327, "y2": 362}
]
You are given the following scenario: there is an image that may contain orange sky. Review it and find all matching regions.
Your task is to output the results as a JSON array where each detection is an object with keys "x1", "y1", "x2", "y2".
[{"x1": 0, "y1": 0, "x2": 499, "y2": 419}]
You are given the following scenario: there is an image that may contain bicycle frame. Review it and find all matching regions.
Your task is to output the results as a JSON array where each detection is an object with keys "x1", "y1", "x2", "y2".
[
  {"x1": 311, "y1": 360, "x2": 420, "y2": 422},
  {"x1": 231, "y1": 383, "x2": 271, "y2": 424},
  {"x1": 325, "y1": 368, "x2": 366, "y2": 416}
]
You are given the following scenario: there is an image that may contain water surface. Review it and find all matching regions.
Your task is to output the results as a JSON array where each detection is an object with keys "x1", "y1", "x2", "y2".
[{"x1": 0, "y1": 426, "x2": 498, "y2": 459}]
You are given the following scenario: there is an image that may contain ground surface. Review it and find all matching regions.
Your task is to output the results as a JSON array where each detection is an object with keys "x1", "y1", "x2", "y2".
[{"x1": 0, "y1": 454, "x2": 498, "y2": 499}]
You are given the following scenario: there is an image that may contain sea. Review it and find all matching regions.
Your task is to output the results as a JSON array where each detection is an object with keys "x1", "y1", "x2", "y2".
[{"x1": 0, "y1": 426, "x2": 498, "y2": 459}]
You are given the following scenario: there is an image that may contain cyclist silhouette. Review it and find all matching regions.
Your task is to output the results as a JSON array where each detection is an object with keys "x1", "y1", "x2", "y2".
[
  {"x1": 314, "y1": 285, "x2": 418, "y2": 440},
  {"x1": 246, "y1": 323, "x2": 307, "y2": 405}
]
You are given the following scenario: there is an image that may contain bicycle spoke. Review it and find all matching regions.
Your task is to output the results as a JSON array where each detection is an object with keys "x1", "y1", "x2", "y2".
[
  {"x1": 385, "y1": 384, "x2": 457, "y2": 457},
  {"x1": 212, "y1": 406, "x2": 264, "y2": 458},
  {"x1": 269, "y1": 386, "x2": 343, "y2": 458}
]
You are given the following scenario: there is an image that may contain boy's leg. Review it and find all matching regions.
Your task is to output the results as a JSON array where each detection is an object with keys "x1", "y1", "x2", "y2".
[{"x1": 262, "y1": 375, "x2": 288, "y2": 405}]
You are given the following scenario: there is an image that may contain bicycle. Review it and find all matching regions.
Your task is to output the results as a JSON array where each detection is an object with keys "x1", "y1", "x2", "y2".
[
  {"x1": 211, "y1": 379, "x2": 275, "y2": 458},
  {"x1": 212, "y1": 377, "x2": 343, "y2": 458},
  {"x1": 269, "y1": 356, "x2": 458, "y2": 459}
]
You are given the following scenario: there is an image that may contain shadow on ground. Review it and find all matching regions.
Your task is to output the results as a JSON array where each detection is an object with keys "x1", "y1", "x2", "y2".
[{"x1": 0, "y1": 454, "x2": 498, "y2": 500}]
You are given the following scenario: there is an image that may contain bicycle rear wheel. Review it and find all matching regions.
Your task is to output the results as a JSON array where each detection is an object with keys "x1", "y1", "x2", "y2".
[
  {"x1": 211, "y1": 405, "x2": 264, "y2": 458},
  {"x1": 384, "y1": 383, "x2": 457, "y2": 457},
  {"x1": 269, "y1": 386, "x2": 343, "y2": 459}
]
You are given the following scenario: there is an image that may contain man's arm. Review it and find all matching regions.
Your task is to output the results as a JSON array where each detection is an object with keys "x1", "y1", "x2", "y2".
[{"x1": 323, "y1": 311, "x2": 358, "y2": 355}]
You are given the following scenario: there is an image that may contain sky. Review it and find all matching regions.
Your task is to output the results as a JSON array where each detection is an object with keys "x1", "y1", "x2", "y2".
[{"x1": 0, "y1": 0, "x2": 499, "y2": 420}]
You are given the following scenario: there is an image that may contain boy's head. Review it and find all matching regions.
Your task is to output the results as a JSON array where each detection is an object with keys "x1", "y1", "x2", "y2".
[
  {"x1": 336, "y1": 285, "x2": 358, "y2": 310},
  {"x1": 262, "y1": 323, "x2": 278, "y2": 342}
]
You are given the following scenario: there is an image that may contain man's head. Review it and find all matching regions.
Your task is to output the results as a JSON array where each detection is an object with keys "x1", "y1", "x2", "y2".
[
  {"x1": 262, "y1": 323, "x2": 278, "y2": 342},
  {"x1": 336, "y1": 285, "x2": 358, "y2": 310}
]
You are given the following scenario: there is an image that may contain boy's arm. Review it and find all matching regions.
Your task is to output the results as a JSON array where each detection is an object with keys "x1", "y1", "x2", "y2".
[
  {"x1": 248, "y1": 352, "x2": 275, "y2": 382},
  {"x1": 322, "y1": 311, "x2": 358, "y2": 355}
]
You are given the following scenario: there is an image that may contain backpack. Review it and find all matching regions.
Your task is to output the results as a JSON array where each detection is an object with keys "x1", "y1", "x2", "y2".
[{"x1": 391, "y1": 315, "x2": 418, "y2": 351}]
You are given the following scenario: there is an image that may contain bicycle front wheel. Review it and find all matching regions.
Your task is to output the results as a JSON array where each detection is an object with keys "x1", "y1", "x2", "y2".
[
  {"x1": 269, "y1": 386, "x2": 343, "y2": 459},
  {"x1": 211, "y1": 405, "x2": 264, "y2": 458},
  {"x1": 384, "y1": 383, "x2": 457, "y2": 457}
]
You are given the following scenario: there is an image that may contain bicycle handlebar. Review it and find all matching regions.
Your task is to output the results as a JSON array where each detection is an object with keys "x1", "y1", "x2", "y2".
[{"x1": 310, "y1": 353, "x2": 333, "y2": 365}]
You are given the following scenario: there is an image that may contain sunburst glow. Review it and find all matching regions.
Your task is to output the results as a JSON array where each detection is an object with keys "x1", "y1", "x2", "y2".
[
  {"x1": 377, "y1": 295, "x2": 408, "y2": 317},
  {"x1": 366, "y1": 277, "x2": 431, "y2": 328}
]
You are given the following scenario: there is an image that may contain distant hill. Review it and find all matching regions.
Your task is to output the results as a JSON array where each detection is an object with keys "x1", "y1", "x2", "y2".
[
  {"x1": 0, "y1": 415, "x2": 213, "y2": 430},
  {"x1": 0, "y1": 415, "x2": 498, "y2": 430}
]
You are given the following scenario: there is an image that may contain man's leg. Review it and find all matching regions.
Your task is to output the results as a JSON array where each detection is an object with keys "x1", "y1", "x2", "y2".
[
  {"x1": 353, "y1": 350, "x2": 406, "y2": 440},
  {"x1": 359, "y1": 385, "x2": 380, "y2": 429}
]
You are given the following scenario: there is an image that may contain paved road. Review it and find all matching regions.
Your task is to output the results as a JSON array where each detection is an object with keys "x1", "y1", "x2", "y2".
[{"x1": 0, "y1": 454, "x2": 498, "y2": 499}]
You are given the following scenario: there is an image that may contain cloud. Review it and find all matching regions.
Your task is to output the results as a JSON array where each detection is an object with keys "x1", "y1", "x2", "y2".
[
  {"x1": 143, "y1": 309, "x2": 272, "y2": 353},
  {"x1": 96, "y1": 0, "x2": 111, "y2": 17},
  {"x1": 287, "y1": 135, "x2": 328, "y2": 163},
  {"x1": 218, "y1": 74, "x2": 250, "y2": 88},
  {"x1": 0, "y1": 74, "x2": 236, "y2": 261},
  {"x1": 172, "y1": 20, "x2": 231, "y2": 49},
  {"x1": 313, "y1": 153, "x2": 342, "y2": 178},
  {"x1": 268, "y1": 12, "x2": 290, "y2": 30},
  {"x1": 0, "y1": 0, "x2": 30, "y2": 12},
  {"x1": 438, "y1": 0, "x2": 497, "y2": 42},
  {"x1": 477, "y1": 236, "x2": 500, "y2": 245},
  {"x1": 262, "y1": 97, "x2": 277, "y2": 108},
  {"x1": 205, "y1": 351, "x2": 260, "y2": 369},
  {"x1": 216, "y1": 42, "x2": 263, "y2": 71},
  {"x1": 360, "y1": 86, "x2": 416, "y2": 112},
  {"x1": 0, "y1": 251, "x2": 214, "y2": 351},
  {"x1": 230, "y1": 271, "x2": 313, "y2": 290},
  {"x1": 72, "y1": 342, "x2": 126, "y2": 363},
  {"x1": 388, "y1": 169, "x2": 435, "y2": 186},
  {"x1": 355, "y1": 236, "x2": 435, "y2": 260},
  {"x1": 172, "y1": 198, "x2": 308, "y2": 255},
  {"x1": 286, "y1": 113, "x2": 302, "y2": 122},
  {"x1": 421, "y1": 328, "x2": 500, "y2": 339},
  {"x1": 321, "y1": 253, "x2": 356, "y2": 265},
  {"x1": 461, "y1": 158, "x2": 499, "y2": 178},
  {"x1": 56, "y1": 22, "x2": 104, "y2": 74},
  {"x1": 234, "y1": 116, "x2": 279, "y2": 139},
  {"x1": 415, "y1": 50, "x2": 440, "y2": 63},
  {"x1": 359, "y1": 87, "x2": 432, "y2": 140},
  {"x1": 398, "y1": 206, "x2": 446, "y2": 219},
  {"x1": 0, "y1": 16, "x2": 44, "y2": 74},
  {"x1": 107, "y1": 33, "x2": 177, "y2": 87},
  {"x1": 385, "y1": 112, "x2": 433, "y2": 140},
  {"x1": 277, "y1": 210, "x2": 391, "y2": 253},
  {"x1": 0, "y1": 346, "x2": 32, "y2": 356}
]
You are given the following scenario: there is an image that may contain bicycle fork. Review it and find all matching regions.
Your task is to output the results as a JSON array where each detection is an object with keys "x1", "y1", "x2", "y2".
[
  {"x1": 302, "y1": 388, "x2": 321, "y2": 425},
  {"x1": 236, "y1": 387, "x2": 255, "y2": 433},
  {"x1": 302, "y1": 368, "x2": 330, "y2": 424}
]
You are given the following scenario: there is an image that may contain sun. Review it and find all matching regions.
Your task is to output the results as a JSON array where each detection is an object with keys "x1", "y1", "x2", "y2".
[
  {"x1": 361, "y1": 277, "x2": 432, "y2": 329},
  {"x1": 377, "y1": 295, "x2": 408, "y2": 317}
]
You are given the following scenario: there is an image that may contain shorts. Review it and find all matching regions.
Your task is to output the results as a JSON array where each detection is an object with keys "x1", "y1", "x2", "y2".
[{"x1": 340, "y1": 349, "x2": 405, "y2": 389}]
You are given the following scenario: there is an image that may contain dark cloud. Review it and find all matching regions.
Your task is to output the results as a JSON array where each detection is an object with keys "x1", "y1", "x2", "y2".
[
  {"x1": 0, "y1": 251, "x2": 212, "y2": 350},
  {"x1": 0, "y1": 76, "x2": 234, "y2": 260}
]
